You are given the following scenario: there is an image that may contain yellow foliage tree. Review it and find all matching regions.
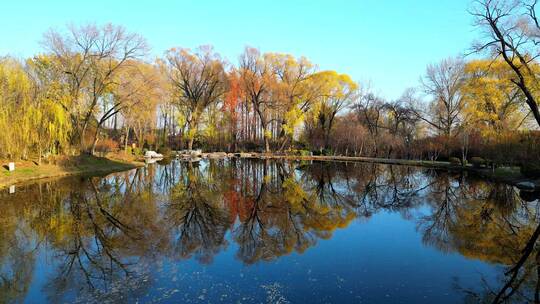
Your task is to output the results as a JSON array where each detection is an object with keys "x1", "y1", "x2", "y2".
[
  {"x1": 0, "y1": 58, "x2": 34, "y2": 159},
  {"x1": 462, "y1": 59, "x2": 529, "y2": 137},
  {"x1": 307, "y1": 71, "x2": 359, "y2": 150}
]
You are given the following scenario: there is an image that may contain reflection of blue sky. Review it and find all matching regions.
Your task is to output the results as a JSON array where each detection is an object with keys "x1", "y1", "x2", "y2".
[{"x1": 36, "y1": 210, "x2": 498, "y2": 303}]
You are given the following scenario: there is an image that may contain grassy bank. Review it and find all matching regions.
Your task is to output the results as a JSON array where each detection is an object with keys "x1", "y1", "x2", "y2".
[{"x1": 0, "y1": 154, "x2": 144, "y2": 190}]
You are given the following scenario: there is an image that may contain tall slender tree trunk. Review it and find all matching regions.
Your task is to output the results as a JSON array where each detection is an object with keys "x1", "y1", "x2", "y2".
[
  {"x1": 162, "y1": 109, "x2": 169, "y2": 147},
  {"x1": 38, "y1": 143, "x2": 42, "y2": 165},
  {"x1": 124, "y1": 125, "x2": 130, "y2": 151},
  {"x1": 91, "y1": 127, "x2": 100, "y2": 156},
  {"x1": 264, "y1": 135, "x2": 270, "y2": 153},
  {"x1": 80, "y1": 126, "x2": 88, "y2": 153}
]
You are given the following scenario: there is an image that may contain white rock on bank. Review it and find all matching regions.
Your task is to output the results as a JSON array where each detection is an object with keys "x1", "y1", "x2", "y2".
[
  {"x1": 144, "y1": 151, "x2": 164, "y2": 159},
  {"x1": 516, "y1": 181, "x2": 537, "y2": 190}
]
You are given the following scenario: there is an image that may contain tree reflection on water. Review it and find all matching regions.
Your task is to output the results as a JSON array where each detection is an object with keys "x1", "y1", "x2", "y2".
[{"x1": 0, "y1": 159, "x2": 539, "y2": 303}]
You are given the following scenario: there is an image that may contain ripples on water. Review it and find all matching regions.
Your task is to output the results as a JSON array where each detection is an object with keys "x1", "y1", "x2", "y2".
[{"x1": 0, "y1": 159, "x2": 539, "y2": 303}]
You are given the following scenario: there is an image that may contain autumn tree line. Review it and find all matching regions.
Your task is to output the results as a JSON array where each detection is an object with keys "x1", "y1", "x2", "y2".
[{"x1": 1, "y1": 0, "x2": 540, "y2": 169}]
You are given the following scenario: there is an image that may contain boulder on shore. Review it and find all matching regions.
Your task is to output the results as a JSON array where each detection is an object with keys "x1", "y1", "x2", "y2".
[
  {"x1": 176, "y1": 149, "x2": 202, "y2": 157},
  {"x1": 144, "y1": 151, "x2": 163, "y2": 159},
  {"x1": 237, "y1": 153, "x2": 252, "y2": 158},
  {"x1": 207, "y1": 152, "x2": 228, "y2": 159},
  {"x1": 516, "y1": 181, "x2": 538, "y2": 191}
]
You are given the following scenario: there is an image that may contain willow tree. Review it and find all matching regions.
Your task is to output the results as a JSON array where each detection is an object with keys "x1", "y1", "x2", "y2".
[
  {"x1": 308, "y1": 71, "x2": 358, "y2": 151},
  {"x1": 26, "y1": 55, "x2": 72, "y2": 163},
  {"x1": 0, "y1": 57, "x2": 72, "y2": 162},
  {"x1": 165, "y1": 46, "x2": 227, "y2": 150},
  {"x1": 462, "y1": 59, "x2": 528, "y2": 136},
  {"x1": 0, "y1": 58, "x2": 33, "y2": 159}
]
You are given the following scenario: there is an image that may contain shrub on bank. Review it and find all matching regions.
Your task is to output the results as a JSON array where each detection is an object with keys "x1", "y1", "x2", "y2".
[
  {"x1": 312, "y1": 148, "x2": 333, "y2": 156},
  {"x1": 95, "y1": 139, "x2": 119, "y2": 153},
  {"x1": 157, "y1": 146, "x2": 172, "y2": 157},
  {"x1": 470, "y1": 157, "x2": 486, "y2": 168},
  {"x1": 521, "y1": 163, "x2": 540, "y2": 178},
  {"x1": 449, "y1": 157, "x2": 461, "y2": 166},
  {"x1": 299, "y1": 150, "x2": 311, "y2": 156},
  {"x1": 288, "y1": 149, "x2": 311, "y2": 156},
  {"x1": 240, "y1": 140, "x2": 262, "y2": 152},
  {"x1": 126, "y1": 147, "x2": 142, "y2": 156}
]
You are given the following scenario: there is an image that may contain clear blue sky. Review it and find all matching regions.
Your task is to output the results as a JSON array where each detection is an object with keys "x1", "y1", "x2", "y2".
[{"x1": 0, "y1": 0, "x2": 476, "y2": 99}]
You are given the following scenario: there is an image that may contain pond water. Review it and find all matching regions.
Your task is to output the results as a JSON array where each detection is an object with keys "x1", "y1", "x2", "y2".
[{"x1": 0, "y1": 159, "x2": 539, "y2": 303}]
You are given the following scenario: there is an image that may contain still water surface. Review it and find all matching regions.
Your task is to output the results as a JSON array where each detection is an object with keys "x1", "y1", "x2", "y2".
[{"x1": 0, "y1": 159, "x2": 538, "y2": 303}]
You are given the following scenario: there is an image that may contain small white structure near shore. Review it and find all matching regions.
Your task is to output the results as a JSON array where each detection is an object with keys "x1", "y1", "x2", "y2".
[
  {"x1": 144, "y1": 151, "x2": 164, "y2": 159},
  {"x1": 176, "y1": 149, "x2": 202, "y2": 157},
  {"x1": 8, "y1": 162, "x2": 15, "y2": 171}
]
